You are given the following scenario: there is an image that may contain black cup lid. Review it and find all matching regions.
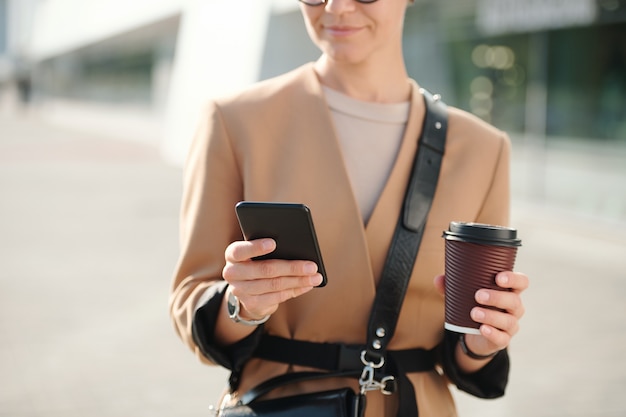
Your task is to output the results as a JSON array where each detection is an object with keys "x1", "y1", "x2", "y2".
[{"x1": 443, "y1": 222, "x2": 522, "y2": 247}]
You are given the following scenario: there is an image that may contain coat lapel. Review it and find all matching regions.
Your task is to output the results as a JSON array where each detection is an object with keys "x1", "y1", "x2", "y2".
[
  {"x1": 265, "y1": 68, "x2": 427, "y2": 340},
  {"x1": 296, "y1": 70, "x2": 428, "y2": 287}
]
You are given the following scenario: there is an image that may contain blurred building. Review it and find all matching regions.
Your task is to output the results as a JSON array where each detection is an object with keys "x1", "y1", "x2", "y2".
[
  {"x1": 0, "y1": 0, "x2": 182, "y2": 144},
  {"x1": 0, "y1": 0, "x2": 39, "y2": 107},
  {"x1": 1, "y1": 0, "x2": 625, "y2": 218}
]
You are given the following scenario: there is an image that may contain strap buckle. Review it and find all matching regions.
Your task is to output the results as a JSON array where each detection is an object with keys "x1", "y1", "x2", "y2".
[{"x1": 358, "y1": 351, "x2": 395, "y2": 396}]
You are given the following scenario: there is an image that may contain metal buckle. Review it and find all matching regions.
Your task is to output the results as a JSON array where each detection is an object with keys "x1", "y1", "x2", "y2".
[{"x1": 358, "y1": 350, "x2": 395, "y2": 396}]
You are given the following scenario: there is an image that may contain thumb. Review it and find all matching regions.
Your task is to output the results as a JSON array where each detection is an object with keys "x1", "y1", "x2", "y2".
[{"x1": 433, "y1": 274, "x2": 446, "y2": 296}]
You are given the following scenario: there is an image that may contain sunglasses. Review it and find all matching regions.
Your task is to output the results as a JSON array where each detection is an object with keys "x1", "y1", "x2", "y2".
[{"x1": 299, "y1": 0, "x2": 379, "y2": 5}]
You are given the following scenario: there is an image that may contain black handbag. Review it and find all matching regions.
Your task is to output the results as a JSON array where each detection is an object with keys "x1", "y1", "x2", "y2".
[
  {"x1": 219, "y1": 371, "x2": 365, "y2": 417},
  {"x1": 216, "y1": 90, "x2": 448, "y2": 417}
]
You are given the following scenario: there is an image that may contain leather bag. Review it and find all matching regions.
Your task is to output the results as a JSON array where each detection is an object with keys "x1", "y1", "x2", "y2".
[{"x1": 219, "y1": 371, "x2": 365, "y2": 417}]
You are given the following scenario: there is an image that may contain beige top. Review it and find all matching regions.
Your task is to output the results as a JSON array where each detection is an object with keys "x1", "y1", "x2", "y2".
[{"x1": 323, "y1": 86, "x2": 410, "y2": 224}]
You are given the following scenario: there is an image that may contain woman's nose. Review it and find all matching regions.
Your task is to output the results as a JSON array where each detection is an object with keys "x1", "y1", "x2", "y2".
[{"x1": 324, "y1": 0, "x2": 357, "y2": 13}]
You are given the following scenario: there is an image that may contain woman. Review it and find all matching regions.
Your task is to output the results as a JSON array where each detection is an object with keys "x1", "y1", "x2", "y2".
[{"x1": 169, "y1": 0, "x2": 529, "y2": 416}]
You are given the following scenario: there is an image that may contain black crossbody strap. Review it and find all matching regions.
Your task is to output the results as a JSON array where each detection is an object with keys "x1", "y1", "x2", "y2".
[
  {"x1": 359, "y1": 89, "x2": 447, "y2": 417},
  {"x1": 365, "y1": 89, "x2": 447, "y2": 360}
]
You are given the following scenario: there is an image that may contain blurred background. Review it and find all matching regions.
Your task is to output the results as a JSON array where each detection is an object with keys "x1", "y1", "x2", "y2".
[{"x1": 1, "y1": 0, "x2": 625, "y2": 416}]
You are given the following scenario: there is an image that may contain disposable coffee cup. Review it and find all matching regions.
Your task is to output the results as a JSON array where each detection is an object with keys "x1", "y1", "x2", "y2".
[{"x1": 442, "y1": 222, "x2": 522, "y2": 334}]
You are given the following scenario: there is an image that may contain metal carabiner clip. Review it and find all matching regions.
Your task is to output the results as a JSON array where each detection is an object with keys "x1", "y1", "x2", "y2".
[
  {"x1": 359, "y1": 350, "x2": 395, "y2": 395},
  {"x1": 360, "y1": 350, "x2": 384, "y2": 369}
]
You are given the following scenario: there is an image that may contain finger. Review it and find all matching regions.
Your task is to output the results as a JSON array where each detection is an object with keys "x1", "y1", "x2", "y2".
[
  {"x1": 238, "y1": 282, "x2": 317, "y2": 317},
  {"x1": 478, "y1": 324, "x2": 512, "y2": 350},
  {"x1": 225, "y1": 238, "x2": 276, "y2": 263},
  {"x1": 255, "y1": 258, "x2": 319, "y2": 280},
  {"x1": 224, "y1": 257, "x2": 319, "y2": 284},
  {"x1": 433, "y1": 274, "x2": 445, "y2": 295},
  {"x1": 463, "y1": 332, "x2": 504, "y2": 355},
  {"x1": 235, "y1": 273, "x2": 323, "y2": 297},
  {"x1": 496, "y1": 271, "x2": 529, "y2": 293},
  {"x1": 475, "y1": 289, "x2": 525, "y2": 319},
  {"x1": 471, "y1": 307, "x2": 520, "y2": 336}
]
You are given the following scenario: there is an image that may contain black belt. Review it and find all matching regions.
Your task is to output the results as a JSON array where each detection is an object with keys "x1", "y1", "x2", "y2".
[{"x1": 254, "y1": 334, "x2": 436, "y2": 374}]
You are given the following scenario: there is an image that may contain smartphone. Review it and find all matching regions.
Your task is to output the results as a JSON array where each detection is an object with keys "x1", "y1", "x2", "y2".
[{"x1": 235, "y1": 201, "x2": 327, "y2": 287}]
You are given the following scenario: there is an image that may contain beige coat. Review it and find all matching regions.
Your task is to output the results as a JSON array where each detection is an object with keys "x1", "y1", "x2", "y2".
[{"x1": 169, "y1": 63, "x2": 511, "y2": 417}]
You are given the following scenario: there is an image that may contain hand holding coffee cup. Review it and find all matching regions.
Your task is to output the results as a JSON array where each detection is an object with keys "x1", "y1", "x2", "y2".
[{"x1": 442, "y1": 222, "x2": 522, "y2": 335}]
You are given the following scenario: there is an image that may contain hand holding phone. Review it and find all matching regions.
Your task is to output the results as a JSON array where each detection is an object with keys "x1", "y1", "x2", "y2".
[{"x1": 235, "y1": 202, "x2": 327, "y2": 287}]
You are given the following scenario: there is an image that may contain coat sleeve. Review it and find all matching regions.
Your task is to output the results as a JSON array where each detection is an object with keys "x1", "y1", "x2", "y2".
[
  {"x1": 192, "y1": 285, "x2": 265, "y2": 388},
  {"x1": 440, "y1": 331, "x2": 509, "y2": 398},
  {"x1": 168, "y1": 101, "x2": 248, "y2": 365}
]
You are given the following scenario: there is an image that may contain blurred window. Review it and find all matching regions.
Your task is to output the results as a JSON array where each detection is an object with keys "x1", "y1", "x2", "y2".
[{"x1": 547, "y1": 23, "x2": 626, "y2": 141}]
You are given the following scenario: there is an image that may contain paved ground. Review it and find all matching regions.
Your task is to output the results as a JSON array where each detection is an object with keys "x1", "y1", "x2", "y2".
[{"x1": 1, "y1": 113, "x2": 625, "y2": 417}]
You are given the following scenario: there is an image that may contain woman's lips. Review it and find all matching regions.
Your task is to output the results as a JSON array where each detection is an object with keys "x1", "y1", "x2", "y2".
[{"x1": 324, "y1": 25, "x2": 362, "y2": 37}]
